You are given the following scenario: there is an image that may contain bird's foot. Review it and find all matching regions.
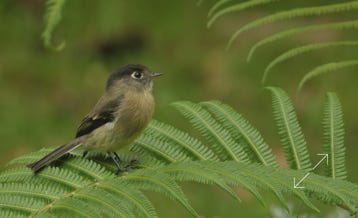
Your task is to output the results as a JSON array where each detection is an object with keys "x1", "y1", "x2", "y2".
[{"x1": 114, "y1": 159, "x2": 140, "y2": 175}]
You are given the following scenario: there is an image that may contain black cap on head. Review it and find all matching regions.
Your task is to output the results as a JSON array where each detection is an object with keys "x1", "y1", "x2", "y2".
[{"x1": 106, "y1": 64, "x2": 149, "y2": 90}]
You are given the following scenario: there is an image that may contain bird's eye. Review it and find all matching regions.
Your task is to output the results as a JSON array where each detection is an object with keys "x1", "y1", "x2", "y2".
[{"x1": 131, "y1": 71, "x2": 143, "y2": 79}]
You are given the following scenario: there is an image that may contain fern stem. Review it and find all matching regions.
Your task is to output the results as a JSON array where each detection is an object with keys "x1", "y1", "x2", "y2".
[
  {"x1": 298, "y1": 60, "x2": 358, "y2": 92},
  {"x1": 248, "y1": 20, "x2": 358, "y2": 62},
  {"x1": 263, "y1": 40, "x2": 358, "y2": 83},
  {"x1": 208, "y1": 0, "x2": 278, "y2": 28},
  {"x1": 227, "y1": 1, "x2": 358, "y2": 49}
]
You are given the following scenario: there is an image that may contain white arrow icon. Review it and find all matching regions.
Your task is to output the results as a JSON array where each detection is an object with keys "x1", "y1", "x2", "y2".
[
  {"x1": 293, "y1": 154, "x2": 328, "y2": 189},
  {"x1": 312, "y1": 153, "x2": 328, "y2": 170},
  {"x1": 293, "y1": 172, "x2": 310, "y2": 189}
]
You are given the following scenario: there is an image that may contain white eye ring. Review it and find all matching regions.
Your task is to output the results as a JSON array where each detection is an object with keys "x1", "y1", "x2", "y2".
[{"x1": 131, "y1": 71, "x2": 143, "y2": 79}]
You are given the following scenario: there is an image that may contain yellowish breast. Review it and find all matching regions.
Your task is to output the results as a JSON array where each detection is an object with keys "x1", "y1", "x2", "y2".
[{"x1": 114, "y1": 90, "x2": 154, "y2": 145}]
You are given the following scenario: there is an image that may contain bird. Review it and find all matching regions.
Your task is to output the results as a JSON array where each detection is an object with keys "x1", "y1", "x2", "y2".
[{"x1": 27, "y1": 64, "x2": 162, "y2": 174}]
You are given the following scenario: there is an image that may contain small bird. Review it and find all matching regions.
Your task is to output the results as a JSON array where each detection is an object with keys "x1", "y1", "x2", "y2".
[{"x1": 27, "y1": 64, "x2": 161, "y2": 174}]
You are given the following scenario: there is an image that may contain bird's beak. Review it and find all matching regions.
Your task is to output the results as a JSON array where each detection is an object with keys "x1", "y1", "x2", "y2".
[{"x1": 150, "y1": 72, "x2": 163, "y2": 78}]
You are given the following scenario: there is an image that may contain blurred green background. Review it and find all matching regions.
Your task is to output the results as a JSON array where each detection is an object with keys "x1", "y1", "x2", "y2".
[{"x1": 0, "y1": 0, "x2": 357, "y2": 217}]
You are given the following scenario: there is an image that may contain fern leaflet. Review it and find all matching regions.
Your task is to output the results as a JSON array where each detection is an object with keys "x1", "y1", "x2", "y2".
[
  {"x1": 266, "y1": 87, "x2": 311, "y2": 170},
  {"x1": 172, "y1": 101, "x2": 250, "y2": 162},
  {"x1": 323, "y1": 92, "x2": 347, "y2": 180},
  {"x1": 201, "y1": 100, "x2": 279, "y2": 168}
]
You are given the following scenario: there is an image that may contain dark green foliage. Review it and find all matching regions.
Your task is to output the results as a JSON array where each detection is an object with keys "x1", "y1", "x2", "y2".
[{"x1": 1, "y1": 91, "x2": 357, "y2": 217}]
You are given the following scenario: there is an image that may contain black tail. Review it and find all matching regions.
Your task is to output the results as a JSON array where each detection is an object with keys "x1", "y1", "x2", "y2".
[{"x1": 27, "y1": 138, "x2": 82, "y2": 173}]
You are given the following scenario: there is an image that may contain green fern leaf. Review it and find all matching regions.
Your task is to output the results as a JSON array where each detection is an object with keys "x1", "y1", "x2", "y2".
[
  {"x1": 172, "y1": 101, "x2": 250, "y2": 162},
  {"x1": 42, "y1": 0, "x2": 66, "y2": 51},
  {"x1": 144, "y1": 120, "x2": 219, "y2": 161},
  {"x1": 227, "y1": 1, "x2": 358, "y2": 49},
  {"x1": 263, "y1": 41, "x2": 358, "y2": 83},
  {"x1": 123, "y1": 169, "x2": 200, "y2": 217},
  {"x1": 95, "y1": 180, "x2": 158, "y2": 218},
  {"x1": 159, "y1": 160, "x2": 242, "y2": 203},
  {"x1": 207, "y1": 0, "x2": 277, "y2": 28},
  {"x1": 323, "y1": 93, "x2": 346, "y2": 180},
  {"x1": 298, "y1": 60, "x2": 358, "y2": 92},
  {"x1": 161, "y1": 160, "x2": 317, "y2": 213},
  {"x1": 0, "y1": 182, "x2": 65, "y2": 200},
  {"x1": 247, "y1": 20, "x2": 358, "y2": 62},
  {"x1": 266, "y1": 87, "x2": 311, "y2": 170},
  {"x1": 0, "y1": 210, "x2": 25, "y2": 218},
  {"x1": 201, "y1": 100, "x2": 279, "y2": 168},
  {"x1": 131, "y1": 133, "x2": 191, "y2": 163},
  {"x1": 37, "y1": 197, "x2": 103, "y2": 217},
  {"x1": 0, "y1": 195, "x2": 45, "y2": 214},
  {"x1": 71, "y1": 188, "x2": 134, "y2": 218}
]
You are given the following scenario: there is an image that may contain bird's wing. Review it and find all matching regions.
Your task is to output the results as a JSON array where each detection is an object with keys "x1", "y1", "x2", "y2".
[{"x1": 75, "y1": 95, "x2": 123, "y2": 138}]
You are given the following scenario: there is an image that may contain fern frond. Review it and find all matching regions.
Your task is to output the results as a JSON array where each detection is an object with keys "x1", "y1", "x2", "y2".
[
  {"x1": 159, "y1": 160, "x2": 358, "y2": 213},
  {"x1": 0, "y1": 195, "x2": 45, "y2": 214},
  {"x1": 2, "y1": 151, "x2": 358, "y2": 215},
  {"x1": 131, "y1": 133, "x2": 191, "y2": 164},
  {"x1": 42, "y1": 0, "x2": 66, "y2": 51},
  {"x1": 0, "y1": 210, "x2": 24, "y2": 218},
  {"x1": 0, "y1": 182, "x2": 65, "y2": 200},
  {"x1": 144, "y1": 120, "x2": 219, "y2": 161},
  {"x1": 38, "y1": 197, "x2": 102, "y2": 217},
  {"x1": 172, "y1": 101, "x2": 250, "y2": 162},
  {"x1": 97, "y1": 180, "x2": 158, "y2": 218},
  {"x1": 298, "y1": 60, "x2": 358, "y2": 92},
  {"x1": 323, "y1": 93, "x2": 346, "y2": 180},
  {"x1": 207, "y1": 0, "x2": 277, "y2": 28},
  {"x1": 283, "y1": 169, "x2": 357, "y2": 212},
  {"x1": 159, "y1": 160, "x2": 242, "y2": 203},
  {"x1": 247, "y1": 20, "x2": 358, "y2": 61},
  {"x1": 201, "y1": 100, "x2": 279, "y2": 168},
  {"x1": 266, "y1": 87, "x2": 311, "y2": 170},
  {"x1": 124, "y1": 169, "x2": 200, "y2": 217},
  {"x1": 227, "y1": 1, "x2": 358, "y2": 49},
  {"x1": 208, "y1": 0, "x2": 232, "y2": 18},
  {"x1": 72, "y1": 188, "x2": 133, "y2": 218},
  {"x1": 263, "y1": 41, "x2": 358, "y2": 83},
  {"x1": 0, "y1": 166, "x2": 91, "y2": 189}
]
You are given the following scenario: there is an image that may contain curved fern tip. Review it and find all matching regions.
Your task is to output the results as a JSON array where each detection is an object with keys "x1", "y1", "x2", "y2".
[
  {"x1": 44, "y1": 40, "x2": 66, "y2": 51},
  {"x1": 297, "y1": 81, "x2": 305, "y2": 94}
]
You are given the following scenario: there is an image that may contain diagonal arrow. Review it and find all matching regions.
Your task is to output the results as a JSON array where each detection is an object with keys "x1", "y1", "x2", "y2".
[
  {"x1": 293, "y1": 172, "x2": 310, "y2": 189},
  {"x1": 293, "y1": 153, "x2": 328, "y2": 189},
  {"x1": 312, "y1": 153, "x2": 328, "y2": 170}
]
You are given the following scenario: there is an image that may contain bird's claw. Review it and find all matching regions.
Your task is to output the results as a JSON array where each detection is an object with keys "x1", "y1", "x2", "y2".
[{"x1": 115, "y1": 159, "x2": 139, "y2": 175}]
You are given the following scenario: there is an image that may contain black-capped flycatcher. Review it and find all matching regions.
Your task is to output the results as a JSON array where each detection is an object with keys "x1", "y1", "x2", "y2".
[{"x1": 27, "y1": 64, "x2": 161, "y2": 174}]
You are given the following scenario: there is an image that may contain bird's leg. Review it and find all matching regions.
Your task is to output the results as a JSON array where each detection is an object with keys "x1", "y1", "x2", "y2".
[
  {"x1": 82, "y1": 150, "x2": 88, "y2": 158},
  {"x1": 124, "y1": 159, "x2": 139, "y2": 169},
  {"x1": 113, "y1": 151, "x2": 139, "y2": 169},
  {"x1": 113, "y1": 152, "x2": 123, "y2": 164},
  {"x1": 109, "y1": 152, "x2": 139, "y2": 174},
  {"x1": 108, "y1": 152, "x2": 127, "y2": 175}
]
